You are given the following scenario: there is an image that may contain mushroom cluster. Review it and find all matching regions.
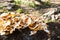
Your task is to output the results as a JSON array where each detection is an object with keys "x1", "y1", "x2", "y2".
[{"x1": 0, "y1": 12, "x2": 49, "y2": 35}]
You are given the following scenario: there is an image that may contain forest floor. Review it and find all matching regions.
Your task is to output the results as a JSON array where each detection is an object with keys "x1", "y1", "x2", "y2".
[{"x1": 0, "y1": 0, "x2": 60, "y2": 40}]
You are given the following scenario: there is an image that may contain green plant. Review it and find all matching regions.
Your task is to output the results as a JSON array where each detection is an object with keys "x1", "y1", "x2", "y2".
[
  {"x1": 44, "y1": 0, "x2": 50, "y2": 6},
  {"x1": 14, "y1": 0, "x2": 36, "y2": 7},
  {"x1": 16, "y1": 8, "x2": 23, "y2": 13},
  {"x1": 29, "y1": 2, "x2": 36, "y2": 8},
  {"x1": 14, "y1": 0, "x2": 21, "y2": 6},
  {"x1": 0, "y1": 6, "x2": 3, "y2": 9}
]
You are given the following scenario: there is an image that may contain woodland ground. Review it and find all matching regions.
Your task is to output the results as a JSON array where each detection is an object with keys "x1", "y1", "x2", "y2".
[{"x1": 0, "y1": 0, "x2": 60, "y2": 40}]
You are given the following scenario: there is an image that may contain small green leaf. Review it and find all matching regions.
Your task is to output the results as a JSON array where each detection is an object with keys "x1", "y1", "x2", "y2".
[
  {"x1": 0, "y1": 6, "x2": 3, "y2": 9},
  {"x1": 16, "y1": 8, "x2": 23, "y2": 13},
  {"x1": 29, "y1": 2, "x2": 36, "y2": 8}
]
